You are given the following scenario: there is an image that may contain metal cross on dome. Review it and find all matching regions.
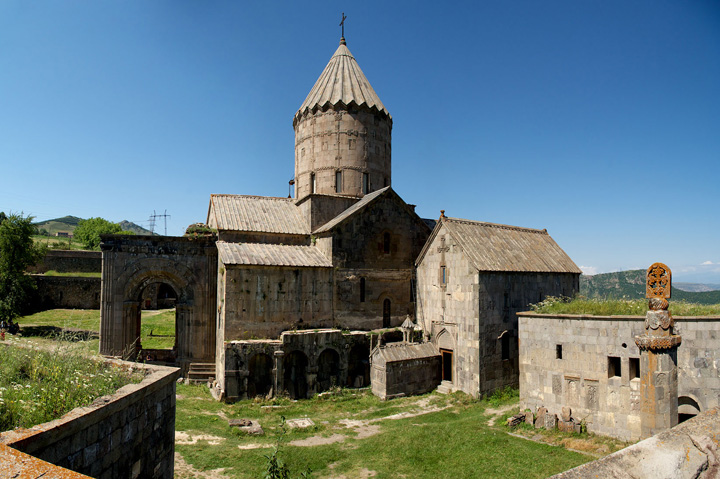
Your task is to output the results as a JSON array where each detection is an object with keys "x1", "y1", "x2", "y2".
[{"x1": 340, "y1": 12, "x2": 347, "y2": 38}]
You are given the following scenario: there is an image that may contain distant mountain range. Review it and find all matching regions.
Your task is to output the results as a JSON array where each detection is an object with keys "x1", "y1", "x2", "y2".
[
  {"x1": 581, "y1": 270, "x2": 720, "y2": 305},
  {"x1": 35, "y1": 216, "x2": 154, "y2": 236}
]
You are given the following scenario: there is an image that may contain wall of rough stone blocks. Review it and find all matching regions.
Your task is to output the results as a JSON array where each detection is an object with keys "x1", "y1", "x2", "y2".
[
  {"x1": 31, "y1": 275, "x2": 101, "y2": 310},
  {"x1": 28, "y1": 250, "x2": 102, "y2": 274},
  {"x1": 519, "y1": 313, "x2": 720, "y2": 441},
  {"x1": 371, "y1": 355, "x2": 441, "y2": 400},
  {"x1": 220, "y1": 263, "x2": 334, "y2": 340},
  {"x1": 0, "y1": 361, "x2": 180, "y2": 479},
  {"x1": 296, "y1": 194, "x2": 358, "y2": 232}
]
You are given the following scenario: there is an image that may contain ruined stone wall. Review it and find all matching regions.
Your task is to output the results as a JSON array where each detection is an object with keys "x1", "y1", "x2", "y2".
[
  {"x1": 28, "y1": 250, "x2": 102, "y2": 274},
  {"x1": 220, "y1": 263, "x2": 334, "y2": 340},
  {"x1": 519, "y1": 313, "x2": 720, "y2": 441},
  {"x1": 294, "y1": 108, "x2": 391, "y2": 201},
  {"x1": 219, "y1": 330, "x2": 370, "y2": 401},
  {"x1": 0, "y1": 361, "x2": 180, "y2": 479},
  {"x1": 31, "y1": 275, "x2": 101, "y2": 310}
]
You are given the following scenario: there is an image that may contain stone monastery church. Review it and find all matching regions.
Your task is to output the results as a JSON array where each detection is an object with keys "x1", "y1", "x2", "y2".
[{"x1": 99, "y1": 35, "x2": 581, "y2": 401}]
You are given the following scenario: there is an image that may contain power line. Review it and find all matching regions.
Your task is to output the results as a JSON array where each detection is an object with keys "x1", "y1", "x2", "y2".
[{"x1": 148, "y1": 210, "x2": 171, "y2": 236}]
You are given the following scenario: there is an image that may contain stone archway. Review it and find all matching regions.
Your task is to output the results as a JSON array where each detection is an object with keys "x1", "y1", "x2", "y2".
[
  {"x1": 317, "y1": 348, "x2": 341, "y2": 393},
  {"x1": 678, "y1": 395, "x2": 701, "y2": 423},
  {"x1": 99, "y1": 236, "x2": 217, "y2": 371},
  {"x1": 347, "y1": 344, "x2": 370, "y2": 388},
  {"x1": 284, "y1": 351, "x2": 309, "y2": 399}
]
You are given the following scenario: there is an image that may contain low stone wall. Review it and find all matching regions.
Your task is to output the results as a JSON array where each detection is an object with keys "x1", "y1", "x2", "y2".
[
  {"x1": 0, "y1": 360, "x2": 180, "y2": 479},
  {"x1": 518, "y1": 312, "x2": 720, "y2": 441},
  {"x1": 32, "y1": 275, "x2": 101, "y2": 310},
  {"x1": 28, "y1": 250, "x2": 102, "y2": 274},
  {"x1": 551, "y1": 407, "x2": 720, "y2": 479}
]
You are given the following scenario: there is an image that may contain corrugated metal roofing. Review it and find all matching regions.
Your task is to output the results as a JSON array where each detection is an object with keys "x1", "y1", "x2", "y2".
[
  {"x1": 295, "y1": 41, "x2": 390, "y2": 122},
  {"x1": 217, "y1": 241, "x2": 331, "y2": 268},
  {"x1": 208, "y1": 195, "x2": 309, "y2": 234},
  {"x1": 314, "y1": 187, "x2": 389, "y2": 233},
  {"x1": 374, "y1": 343, "x2": 440, "y2": 363},
  {"x1": 441, "y1": 218, "x2": 582, "y2": 274}
]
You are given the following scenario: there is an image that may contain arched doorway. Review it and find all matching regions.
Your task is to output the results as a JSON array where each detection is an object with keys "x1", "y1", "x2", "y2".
[
  {"x1": 284, "y1": 351, "x2": 308, "y2": 399},
  {"x1": 383, "y1": 299, "x2": 391, "y2": 328},
  {"x1": 134, "y1": 281, "x2": 177, "y2": 362},
  {"x1": 317, "y1": 349, "x2": 341, "y2": 393},
  {"x1": 248, "y1": 353, "x2": 273, "y2": 398},
  {"x1": 347, "y1": 344, "x2": 370, "y2": 388},
  {"x1": 678, "y1": 396, "x2": 701, "y2": 423},
  {"x1": 437, "y1": 329, "x2": 454, "y2": 383}
]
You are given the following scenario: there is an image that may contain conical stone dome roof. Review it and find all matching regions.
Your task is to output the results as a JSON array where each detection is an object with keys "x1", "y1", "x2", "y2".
[{"x1": 295, "y1": 39, "x2": 390, "y2": 123}]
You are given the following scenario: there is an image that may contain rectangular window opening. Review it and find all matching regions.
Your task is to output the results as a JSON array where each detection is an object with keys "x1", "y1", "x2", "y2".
[
  {"x1": 630, "y1": 357, "x2": 640, "y2": 379},
  {"x1": 441, "y1": 266, "x2": 447, "y2": 285},
  {"x1": 556, "y1": 344, "x2": 563, "y2": 360},
  {"x1": 501, "y1": 334, "x2": 510, "y2": 361},
  {"x1": 360, "y1": 277, "x2": 366, "y2": 303},
  {"x1": 608, "y1": 356, "x2": 621, "y2": 378},
  {"x1": 362, "y1": 173, "x2": 369, "y2": 194}
]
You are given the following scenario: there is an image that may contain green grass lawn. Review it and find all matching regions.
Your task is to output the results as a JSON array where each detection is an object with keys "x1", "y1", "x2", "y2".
[
  {"x1": 531, "y1": 296, "x2": 720, "y2": 316},
  {"x1": 174, "y1": 385, "x2": 601, "y2": 479},
  {"x1": 42, "y1": 270, "x2": 102, "y2": 278},
  {"x1": 15, "y1": 308, "x2": 176, "y2": 350}
]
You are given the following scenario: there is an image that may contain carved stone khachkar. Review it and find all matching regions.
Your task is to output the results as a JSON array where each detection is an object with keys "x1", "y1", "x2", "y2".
[{"x1": 635, "y1": 262, "x2": 681, "y2": 438}]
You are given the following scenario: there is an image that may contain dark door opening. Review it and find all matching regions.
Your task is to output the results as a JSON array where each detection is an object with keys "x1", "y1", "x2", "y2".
[{"x1": 441, "y1": 348, "x2": 453, "y2": 382}]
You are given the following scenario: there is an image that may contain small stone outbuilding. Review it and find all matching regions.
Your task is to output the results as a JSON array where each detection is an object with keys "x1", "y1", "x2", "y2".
[{"x1": 370, "y1": 342, "x2": 441, "y2": 400}]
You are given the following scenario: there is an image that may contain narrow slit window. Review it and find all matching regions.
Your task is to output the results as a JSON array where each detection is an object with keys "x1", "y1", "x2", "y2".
[
  {"x1": 556, "y1": 344, "x2": 563, "y2": 360},
  {"x1": 335, "y1": 170, "x2": 342, "y2": 193},
  {"x1": 362, "y1": 173, "x2": 369, "y2": 194},
  {"x1": 501, "y1": 333, "x2": 510, "y2": 361},
  {"x1": 310, "y1": 173, "x2": 316, "y2": 194},
  {"x1": 383, "y1": 232, "x2": 390, "y2": 254},
  {"x1": 360, "y1": 277, "x2": 366, "y2": 303}
]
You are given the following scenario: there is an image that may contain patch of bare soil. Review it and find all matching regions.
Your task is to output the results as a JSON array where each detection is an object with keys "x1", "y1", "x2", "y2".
[
  {"x1": 174, "y1": 452, "x2": 230, "y2": 479},
  {"x1": 326, "y1": 462, "x2": 378, "y2": 479},
  {"x1": 175, "y1": 431, "x2": 225, "y2": 445},
  {"x1": 289, "y1": 433, "x2": 347, "y2": 447},
  {"x1": 237, "y1": 443, "x2": 272, "y2": 450},
  {"x1": 485, "y1": 403, "x2": 517, "y2": 426}
]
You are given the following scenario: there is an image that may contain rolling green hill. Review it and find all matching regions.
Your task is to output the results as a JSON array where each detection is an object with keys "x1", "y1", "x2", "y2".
[
  {"x1": 34, "y1": 216, "x2": 153, "y2": 236},
  {"x1": 581, "y1": 270, "x2": 720, "y2": 305}
]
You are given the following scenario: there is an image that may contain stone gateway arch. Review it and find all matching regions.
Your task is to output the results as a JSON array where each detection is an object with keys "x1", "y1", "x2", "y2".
[{"x1": 99, "y1": 235, "x2": 218, "y2": 372}]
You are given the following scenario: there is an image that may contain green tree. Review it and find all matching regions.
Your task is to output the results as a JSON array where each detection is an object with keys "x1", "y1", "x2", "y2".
[
  {"x1": 0, "y1": 213, "x2": 47, "y2": 325},
  {"x1": 74, "y1": 217, "x2": 134, "y2": 250}
]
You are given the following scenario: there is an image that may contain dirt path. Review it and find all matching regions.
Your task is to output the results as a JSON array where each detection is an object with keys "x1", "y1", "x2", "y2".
[
  {"x1": 174, "y1": 452, "x2": 231, "y2": 479},
  {"x1": 484, "y1": 403, "x2": 517, "y2": 426}
]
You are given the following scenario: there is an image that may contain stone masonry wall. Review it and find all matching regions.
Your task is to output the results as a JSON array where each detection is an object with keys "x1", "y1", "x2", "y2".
[
  {"x1": 371, "y1": 355, "x2": 441, "y2": 400},
  {"x1": 518, "y1": 313, "x2": 720, "y2": 441},
  {"x1": 32, "y1": 275, "x2": 101, "y2": 310},
  {"x1": 0, "y1": 361, "x2": 180, "y2": 479},
  {"x1": 220, "y1": 263, "x2": 334, "y2": 340},
  {"x1": 28, "y1": 250, "x2": 102, "y2": 274}
]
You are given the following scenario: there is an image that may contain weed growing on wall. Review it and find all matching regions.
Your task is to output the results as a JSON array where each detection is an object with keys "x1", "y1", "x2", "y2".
[
  {"x1": 531, "y1": 296, "x2": 720, "y2": 316},
  {"x1": 0, "y1": 342, "x2": 143, "y2": 431}
]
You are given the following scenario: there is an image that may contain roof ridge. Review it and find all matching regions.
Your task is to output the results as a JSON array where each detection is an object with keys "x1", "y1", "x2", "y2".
[
  {"x1": 211, "y1": 194, "x2": 294, "y2": 202},
  {"x1": 445, "y1": 217, "x2": 548, "y2": 235}
]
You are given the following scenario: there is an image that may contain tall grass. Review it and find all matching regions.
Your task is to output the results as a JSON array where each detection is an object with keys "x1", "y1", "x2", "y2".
[
  {"x1": 0, "y1": 342, "x2": 143, "y2": 431},
  {"x1": 531, "y1": 296, "x2": 720, "y2": 316}
]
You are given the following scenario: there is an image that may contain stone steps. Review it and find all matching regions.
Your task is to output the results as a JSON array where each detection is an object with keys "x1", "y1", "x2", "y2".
[
  {"x1": 436, "y1": 380, "x2": 454, "y2": 395},
  {"x1": 187, "y1": 363, "x2": 216, "y2": 385}
]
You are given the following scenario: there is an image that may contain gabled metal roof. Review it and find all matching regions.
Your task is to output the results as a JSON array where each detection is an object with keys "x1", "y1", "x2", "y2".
[
  {"x1": 372, "y1": 342, "x2": 440, "y2": 364},
  {"x1": 217, "y1": 241, "x2": 331, "y2": 268},
  {"x1": 418, "y1": 217, "x2": 582, "y2": 274},
  {"x1": 208, "y1": 194, "x2": 310, "y2": 235},
  {"x1": 295, "y1": 40, "x2": 390, "y2": 123}
]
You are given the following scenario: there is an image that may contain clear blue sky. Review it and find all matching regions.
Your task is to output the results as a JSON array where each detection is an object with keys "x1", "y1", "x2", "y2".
[{"x1": 1, "y1": 1, "x2": 718, "y2": 283}]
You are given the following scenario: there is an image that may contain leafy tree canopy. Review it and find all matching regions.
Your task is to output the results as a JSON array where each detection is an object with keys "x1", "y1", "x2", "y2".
[
  {"x1": 0, "y1": 212, "x2": 47, "y2": 323},
  {"x1": 74, "y1": 217, "x2": 134, "y2": 250}
]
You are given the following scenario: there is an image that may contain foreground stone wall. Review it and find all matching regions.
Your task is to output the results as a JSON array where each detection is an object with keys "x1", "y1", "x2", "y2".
[
  {"x1": 551, "y1": 408, "x2": 720, "y2": 479},
  {"x1": 32, "y1": 275, "x2": 101, "y2": 310},
  {"x1": 0, "y1": 361, "x2": 180, "y2": 479},
  {"x1": 28, "y1": 250, "x2": 102, "y2": 274},
  {"x1": 519, "y1": 312, "x2": 720, "y2": 441}
]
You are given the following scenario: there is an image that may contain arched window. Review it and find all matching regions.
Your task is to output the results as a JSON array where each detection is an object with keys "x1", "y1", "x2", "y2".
[
  {"x1": 310, "y1": 173, "x2": 316, "y2": 194},
  {"x1": 382, "y1": 299, "x2": 391, "y2": 328},
  {"x1": 335, "y1": 170, "x2": 342, "y2": 193}
]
